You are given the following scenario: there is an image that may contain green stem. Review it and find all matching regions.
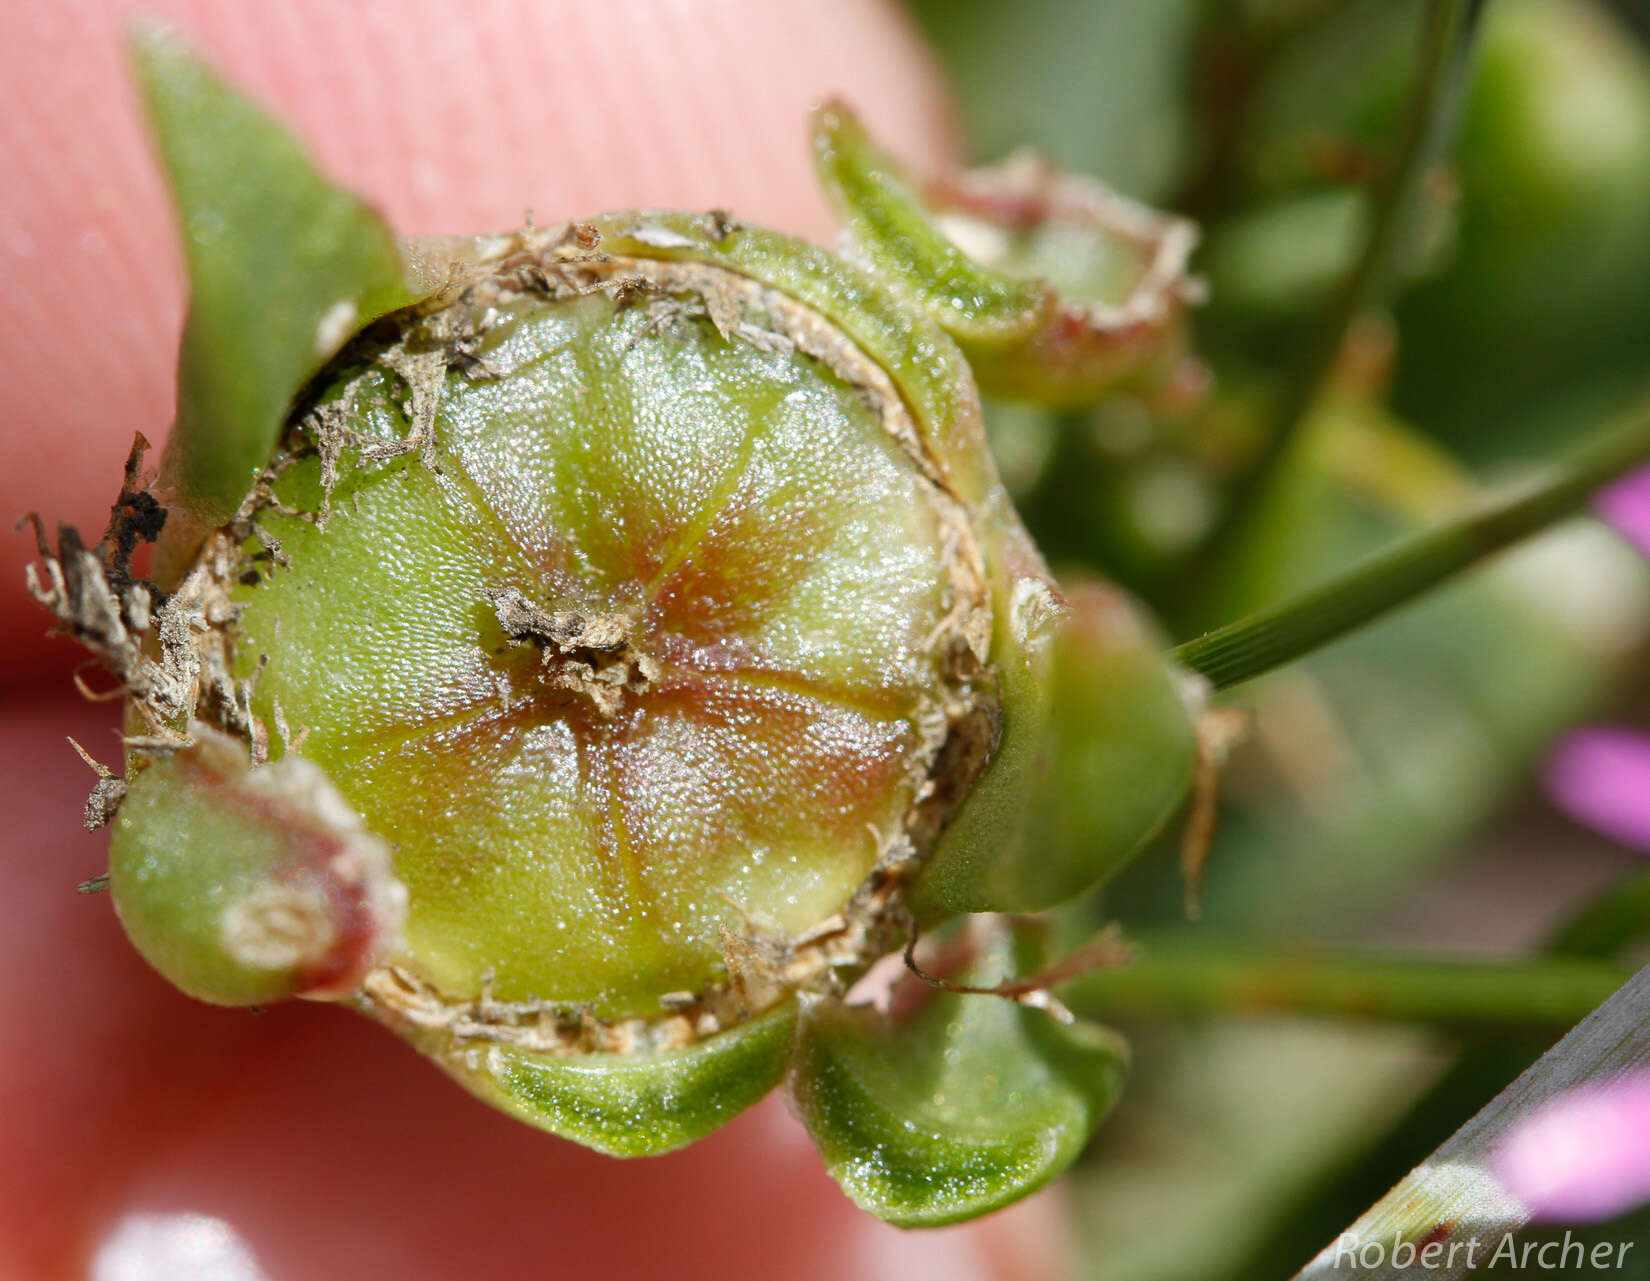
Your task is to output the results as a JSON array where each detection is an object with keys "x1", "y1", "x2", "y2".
[
  {"x1": 1199, "y1": 0, "x2": 1486, "y2": 556},
  {"x1": 1062, "y1": 934, "x2": 1628, "y2": 1029},
  {"x1": 1173, "y1": 391, "x2": 1650, "y2": 689}
]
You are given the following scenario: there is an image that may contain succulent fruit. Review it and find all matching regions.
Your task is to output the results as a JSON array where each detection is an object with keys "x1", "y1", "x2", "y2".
[
  {"x1": 32, "y1": 13, "x2": 1650, "y2": 1244},
  {"x1": 28, "y1": 32, "x2": 1204, "y2": 1225}
]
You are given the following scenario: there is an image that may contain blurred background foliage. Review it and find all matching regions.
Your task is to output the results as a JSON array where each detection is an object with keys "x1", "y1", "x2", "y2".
[{"x1": 903, "y1": 0, "x2": 1650, "y2": 1275}]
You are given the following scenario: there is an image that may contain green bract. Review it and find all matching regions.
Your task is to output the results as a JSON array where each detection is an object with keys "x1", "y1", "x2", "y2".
[
  {"x1": 791, "y1": 918, "x2": 1129, "y2": 1226},
  {"x1": 813, "y1": 101, "x2": 1201, "y2": 409},
  {"x1": 30, "y1": 34, "x2": 1205, "y2": 1223}
]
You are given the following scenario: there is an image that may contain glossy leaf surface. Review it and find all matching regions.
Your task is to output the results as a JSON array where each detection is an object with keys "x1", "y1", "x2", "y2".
[
  {"x1": 109, "y1": 726, "x2": 403, "y2": 1006},
  {"x1": 913, "y1": 573, "x2": 1195, "y2": 916},
  {"x1": 789, "y1": 921, "x2": 1128, "y2": 1226},
  {"x1": 414, "y1": 1004, "x2": 798, "y2": 1158}
]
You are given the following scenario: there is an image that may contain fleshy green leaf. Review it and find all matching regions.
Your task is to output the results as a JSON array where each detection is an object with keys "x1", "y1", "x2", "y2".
[
  {"x1": 905, "y1": 504, "x2": 1063, "y2": 920},
  {"x1": 133, "y1": 27, "x2": 419, "y2": 527},
  {"x1": 788, "y1": 920, "x2": 1128, "y2": 1226},
  {"x1": 1011, "y1": 579, "x2": 1196, "y2": 907},
  {"x1": 408, "y1": 1004, "x2": 797, "y2": 1158},
  {"x1": 590, "y1": 210, "x2": 996, "y2": 505},
  {"x1": 913, "y1": 571, "x2": 1196, "y2": 916},
  {"x1": 109, "y1": 725, "x2": 404, "y2": 1006}
]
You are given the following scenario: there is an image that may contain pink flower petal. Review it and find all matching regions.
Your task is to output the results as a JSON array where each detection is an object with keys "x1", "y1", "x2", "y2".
[
  {"x1": 1596, "y1": 465, "x2": 1650, "y2": 560},
  {"x1": 1543, "y1": 728, "x2": 1650, "y2": 855},
  {"x1": 1494, "y1": 1072, "x2": 1650, "y2": 1222}
]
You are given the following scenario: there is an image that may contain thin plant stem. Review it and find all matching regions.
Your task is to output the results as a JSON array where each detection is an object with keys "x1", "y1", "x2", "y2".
[
  {"x1": 1173, "y1": 390, "x2": 1650, "y2": 690},
  {"x1": 1062, "y1": 934, "x2": 1629, "y2": 1029},
  {"x1": 1198, "y1": 0, "x2": 1488, "y2": 556}
]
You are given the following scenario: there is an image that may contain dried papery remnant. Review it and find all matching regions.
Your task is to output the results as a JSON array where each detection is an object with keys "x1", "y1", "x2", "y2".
[
  {"x1": 484, "y1": 587, "x2": 660, "y2": 718},
  {"x1": 925, "y1": 152, "x2": 1204, "y2": 400},
  {"x1": 928, "y1": 154, "x2": 1201, "y2": 328},
  {"x1": 23, "y1": 430, "x2": 300, "y2": 770},
  {"x1": 109, "y1": 725, "x2": 405, "y2": 1006}
]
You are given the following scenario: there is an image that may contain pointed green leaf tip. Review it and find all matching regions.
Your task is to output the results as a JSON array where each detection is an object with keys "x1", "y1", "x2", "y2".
[
  {"x1": 811, "y1": 99, "x2": 1051, "y2": 344},
  {"x1": 788, "y1": 920, "x2": 1128, "y2": 1226},
  {"x1": 132, "y1": 27, "x2": 418, "y2": 525},
  {"x1": 811, "y1": 101, "x2": 1199, "y2": 408}
]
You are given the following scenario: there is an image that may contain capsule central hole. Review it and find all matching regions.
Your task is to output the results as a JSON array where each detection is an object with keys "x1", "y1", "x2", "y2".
[{"x1": 484, "y1": 586, "x2": 660, "y2": 717}]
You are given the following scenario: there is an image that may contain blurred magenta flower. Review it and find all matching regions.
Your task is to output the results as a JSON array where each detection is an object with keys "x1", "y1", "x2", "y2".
[
  {"x1": 1494, "y1": 1074, "x2": 1650, "y2": 1222},
  {"x1": 1502, "y1": 465, "x2": 1650, "y2": 1225},
  {"x1": 1544, "y1": 728, "x2": 1650, "y2": 855},
  {"x1": 1597, "y1": 465, "x2": 1650, "y2": 560},
  {"x1": 1542, "y1": 466, "x2": 1650, "y2": 854}
]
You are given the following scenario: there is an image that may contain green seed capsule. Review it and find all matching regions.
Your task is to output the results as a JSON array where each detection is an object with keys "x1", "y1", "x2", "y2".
[
  {"x1": 231, "y1": 242, "x2": 999, "y2": 1026},
  {"x1": 31, "y1": 33, "x2": 1201, "y2": 1207},
  {"x1": 66, "y1": 196, "x2": 1084, "y2": 1154}
]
